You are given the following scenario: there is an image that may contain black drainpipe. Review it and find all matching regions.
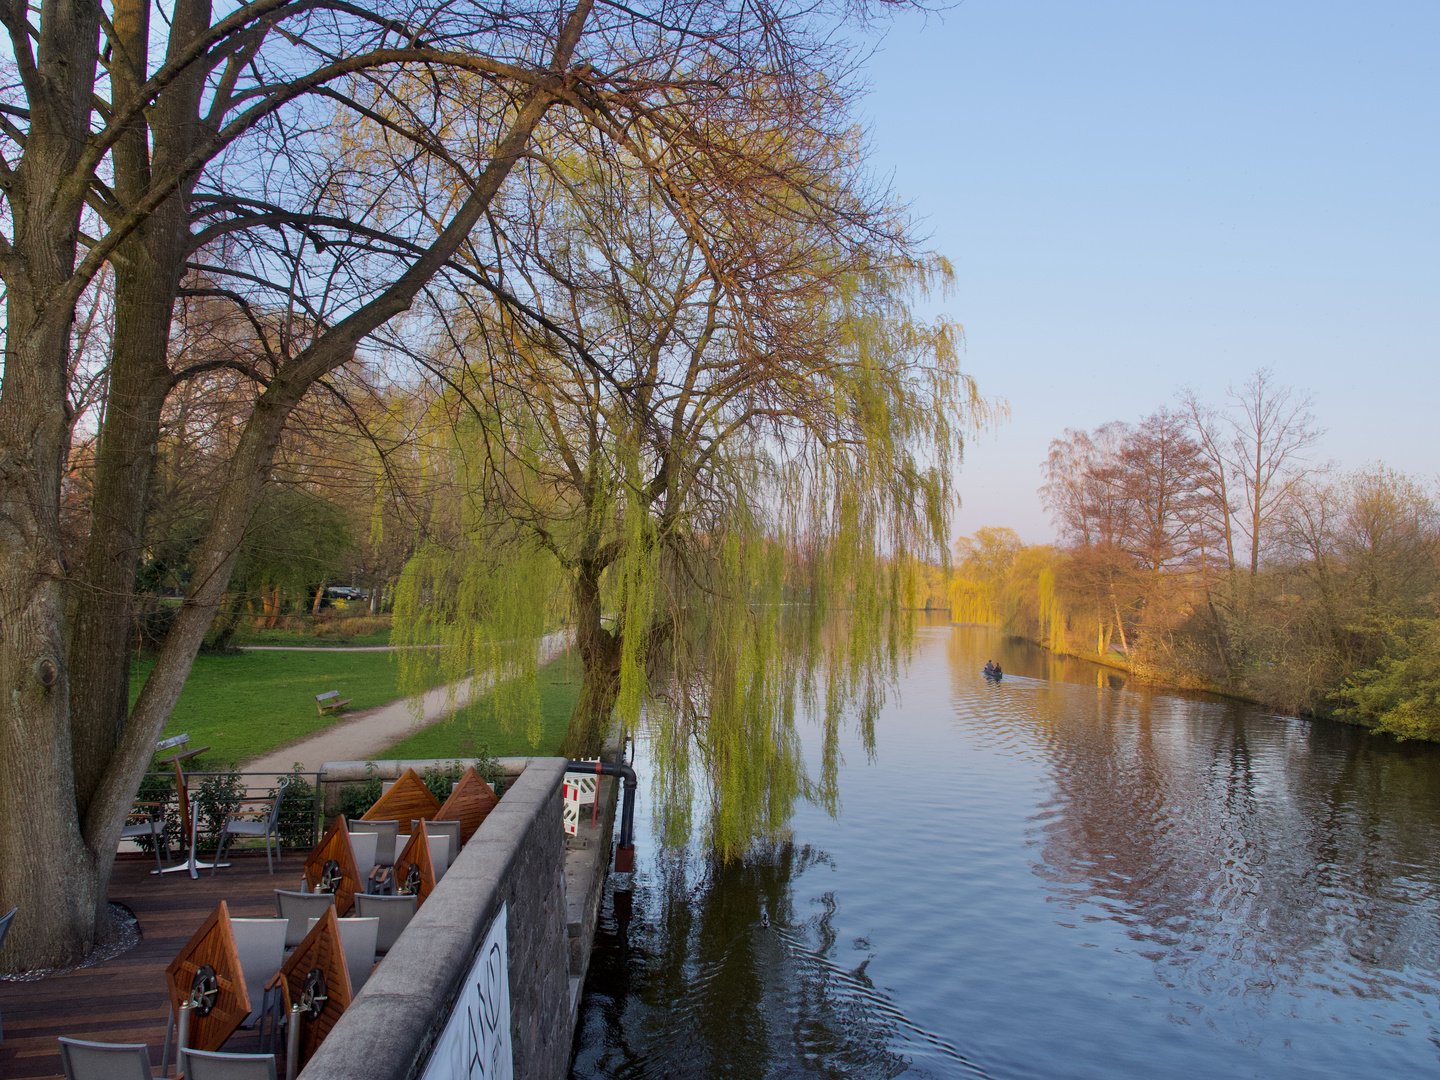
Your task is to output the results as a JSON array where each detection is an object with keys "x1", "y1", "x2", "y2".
[{"x1": 566, "y1": 759, "x2": 638, "y2": 874}]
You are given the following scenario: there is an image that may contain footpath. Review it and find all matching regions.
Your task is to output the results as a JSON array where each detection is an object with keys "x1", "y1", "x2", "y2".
[{"x1": 240, "y1": 630, "x2": 574, "y2": 774}]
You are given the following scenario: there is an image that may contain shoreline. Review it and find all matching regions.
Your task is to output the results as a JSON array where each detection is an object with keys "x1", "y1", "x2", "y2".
[{"x1": 948, "y1": 619, "x2": 1395, "y2": 742}]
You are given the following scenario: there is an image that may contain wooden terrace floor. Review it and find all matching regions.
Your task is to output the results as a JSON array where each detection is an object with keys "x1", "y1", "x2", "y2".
[{"x1": 0, "y1": 852, "x2": 299, "y2": 1080}]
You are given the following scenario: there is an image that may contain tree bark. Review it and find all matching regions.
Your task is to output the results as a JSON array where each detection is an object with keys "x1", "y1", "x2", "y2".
[
  {"x1": 67, "y1": 0, "x2": 213, "y2": 823},
  {"x1": 561, "y1": 568, "x2": 622, "y2": 759},
  {"x1": 0, "y1": 0, "x2": 109, "y2": 969}
]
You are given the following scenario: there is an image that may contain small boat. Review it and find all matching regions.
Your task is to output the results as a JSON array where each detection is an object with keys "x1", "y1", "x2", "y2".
[{"x1": 982, "y1": 664, "x2": 1003, "y2": 681}]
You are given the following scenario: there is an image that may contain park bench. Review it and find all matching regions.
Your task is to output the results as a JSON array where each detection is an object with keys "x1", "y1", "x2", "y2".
[{"x1": 316, "y1": 689, "x2": 354, "y2": 715}]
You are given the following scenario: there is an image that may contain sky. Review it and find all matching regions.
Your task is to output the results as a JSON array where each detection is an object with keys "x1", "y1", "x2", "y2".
[{"x1": 857, "y1": 0, "x2": 1438, "y2": 543}]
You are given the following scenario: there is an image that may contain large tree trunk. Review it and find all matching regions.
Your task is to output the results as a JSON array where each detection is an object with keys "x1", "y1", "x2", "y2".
[
  {"x1": 561, "y1": 570, "x2": 622, "y2": 759},
  {"x1": 68, "y1": 0, "x2": 210, "y2": 821},
  {"x1": 67, "y1": 251, "x2": 182, "y2": 817},
  {"x1": 0, "y1": 0, "x2": 108, "y2": 969}
]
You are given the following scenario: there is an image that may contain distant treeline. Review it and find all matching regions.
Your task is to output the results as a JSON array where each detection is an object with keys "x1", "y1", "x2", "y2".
[{"x1": 951, "y1": 369, "x2": 1440, "y2": 740}]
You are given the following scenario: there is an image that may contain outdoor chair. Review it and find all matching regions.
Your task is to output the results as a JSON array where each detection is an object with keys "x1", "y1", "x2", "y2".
[
  {"x1": 426, "y1": 832, "x2": 451, "y2": 882},
  {"x1": 427, "y1": 819, "x2": 463, "y2": 869},
  {"x1": 0, "y1": 906, "x2": 14, "y2": 1043},
  {"x1": 180, "y1": 1047, "x2": 279, "y2": 1080},
  {"x1": 273, "y1": 890, "x2": 334, "y2": 948},
  {"x1": 349, "y1": 829, "x2": 379, "y2": 883},
  {"x1": 348, "y1": 818, "x2": 398, "y2": 867},
  {"x1": 57, "y1": 1036, "x2": 154, "y2": 1080},
  {"x1": 119, "y1": 803, "x2": 171, "y2": 874},
  {"x1": 213, "y1": 779, "x2": 290, "y2": 874},
  {"x1": 229, "y1": 918, "x2": 288, "y2": 1046},
  {"x1": 354, "y1": 893, "x2": 417, "y2": 954},
  {"x1": 307, "y1": 916, "x2": 379, "y2": 994}
]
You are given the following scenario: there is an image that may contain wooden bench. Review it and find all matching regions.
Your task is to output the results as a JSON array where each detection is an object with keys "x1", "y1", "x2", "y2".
[{"x1": 316, "y1": 690, "x2": 354, "y2": 715}]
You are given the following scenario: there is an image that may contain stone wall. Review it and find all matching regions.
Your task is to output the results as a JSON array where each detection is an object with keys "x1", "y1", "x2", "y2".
[{"x1": 299, "y1": 757, "x2": 571, "y2": 1080}]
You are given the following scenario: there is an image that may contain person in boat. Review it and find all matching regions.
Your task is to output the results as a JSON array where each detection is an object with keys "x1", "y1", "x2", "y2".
[
  {"x1": 993, "y1": 662, "x2": 1003, "y2": 677},
  {"x1": 983, "y1": 660, "x2": 997, "y2": 677}
]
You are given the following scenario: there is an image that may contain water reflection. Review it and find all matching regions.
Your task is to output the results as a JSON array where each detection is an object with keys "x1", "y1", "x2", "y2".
[
  {"x1": 948, "y1": 627, "x2": 1440, "y2": 1040},
  {"x1": 573, "y1": 841, "x2": 963, "y2": 1079},
  {"x1": 577, "y1": 624, "x2": 1440, "y2": 1078}
]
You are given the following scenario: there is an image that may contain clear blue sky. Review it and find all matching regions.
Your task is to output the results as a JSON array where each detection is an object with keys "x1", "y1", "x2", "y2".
[{"x1": 859, "y1": 0, "x2": 1438, "y2": 542}]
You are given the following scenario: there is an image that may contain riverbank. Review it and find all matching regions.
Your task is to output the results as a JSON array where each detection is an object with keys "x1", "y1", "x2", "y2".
[{"x1": 964, "y1": 621, "x2": 1394, "y2": 739}]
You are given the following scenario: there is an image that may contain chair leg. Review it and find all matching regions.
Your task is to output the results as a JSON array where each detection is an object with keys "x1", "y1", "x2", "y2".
[
  {"x1": 211, "y1": 831, "x2": 228, "y2": 875},
  {"x1": 265, "y1": 832, "x2": 274, "y2": 874},
  {"x1": 152, "y1": 827, "x2": 166, "y2": 875},
  {"x1": 161, "y1": 1005, "x2": 174, "y2": 1078}
]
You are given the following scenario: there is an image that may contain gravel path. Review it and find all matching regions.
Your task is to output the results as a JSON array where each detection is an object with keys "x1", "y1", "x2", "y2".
[{"x1": 240, "y1": 630, "x2": 573, "y2": 775}]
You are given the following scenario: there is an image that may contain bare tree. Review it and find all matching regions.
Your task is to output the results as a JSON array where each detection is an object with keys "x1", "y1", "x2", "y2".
[{"x1": 1224, "y1": 368, "x2": 1324, "y2": 577}]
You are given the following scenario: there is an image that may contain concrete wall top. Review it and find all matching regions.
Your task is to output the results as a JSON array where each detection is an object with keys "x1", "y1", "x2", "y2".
[
  {"x1": 299, "y1": 756, "x2": 570, "y2": 1080},
  {"x1": 319, "y1": 758, "x2": 533, "y2": 782}
]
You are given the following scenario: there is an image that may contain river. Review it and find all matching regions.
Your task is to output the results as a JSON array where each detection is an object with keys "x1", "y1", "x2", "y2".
[{"x1": 571, "y1": 621, "x2": 1440, "y2": 1078}]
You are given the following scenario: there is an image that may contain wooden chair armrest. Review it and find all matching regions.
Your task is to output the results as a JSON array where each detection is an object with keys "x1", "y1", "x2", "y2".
[{"x1": 132, "y1": 800, "x2": 169, "y2": 808}]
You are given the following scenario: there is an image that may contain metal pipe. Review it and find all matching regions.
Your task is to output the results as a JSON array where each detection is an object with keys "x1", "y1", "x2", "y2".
[
  {"x1": 566, "y1": 759, "x2": 638, "y2": 872},
  {"x1": 176, "y1": 1002, "x2": 192, "y2": 1078},
  {"x1": 286, "y1": 1004, "x2": 303, "y2": 1080}
]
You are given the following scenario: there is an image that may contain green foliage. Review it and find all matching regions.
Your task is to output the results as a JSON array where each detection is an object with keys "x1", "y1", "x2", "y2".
[
  {"x1": 422, "y1": 760, "x2": 464, "y2": 801},
  {"x1": 273, "y1": 767, "x2": 318, "y2": 848},
  {"x1": 389, "y1": 122, "x2": 995, "y2": 861},
  {"x1": 193, "y1": 769, "x2": 245, "y2": 850},
  {"x1": 1333, "y1": 620, "x2": 1440, "y2": 740},
  {"x1": 394, "y1": 532, "x2": 559, "y2": 747},
  {"x1": 131, "y1": 771, "x2": 180, "y2": 855},
  {"x1": 382, "y1": 655, "x2": 580, "y2": 761},
  {"x1": 336, "y1": 762, "x2": 384, "y2": 821}
]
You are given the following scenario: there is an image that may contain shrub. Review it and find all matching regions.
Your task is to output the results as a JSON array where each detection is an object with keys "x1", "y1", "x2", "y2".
[
  {"x1": 131, "y1": 770, "x2": 181, "y2": 855},
  {"x1": 272, "y1": 766, "x2": 318, "y2": 848},
  {"x1": 193, "y1": 769, "x2": 245, "y2": 850},
  {"x1": 422, "y1": 759, "x2": 464, "y2": 801},
  {"x1": 336, "y1": 761, "x2": 383, "y2": 820}
]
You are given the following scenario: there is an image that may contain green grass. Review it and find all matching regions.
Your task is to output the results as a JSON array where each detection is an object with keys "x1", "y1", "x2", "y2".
[
  {"x1": 131, "y1": 649, "x2": 418, "y2": 766},
  {"x1": 232, "y1": 625, "x2": 393, "y2": 647},
  {"x1": 383, "y1": 653, "x2": 582, "y2": 759}
]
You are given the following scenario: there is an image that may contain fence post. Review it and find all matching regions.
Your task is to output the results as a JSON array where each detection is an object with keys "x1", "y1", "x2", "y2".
[{"x1": 313, "y1": 771, "x2": 324, "y2": 845}]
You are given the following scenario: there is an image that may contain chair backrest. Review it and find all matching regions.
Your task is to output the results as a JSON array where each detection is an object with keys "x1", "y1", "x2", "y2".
[
  {"x1": 58, "y1": 1037, "x2": 153, "y2": 1080},
  {"x1": 273, "y1": 890, "x2": 335, "y2": 948},
  {"x1": 228, "y1": 919, "x2": 287, "y2": 1024},
  {"x1": 354, "y1": 893, "x2": 418, "y2": 954},
  {"x1": 348, "y1": 819, "x2": 399, "y2": 868},
  {"x1": 264, "y1": 780, "x2": 290, "y2": 831},
  {"x1": 426, "y1": 833, "x2": 450, "y2": 881},
  {"x1": 427, "y1": 820, "x2": 462, "y2": 868},
  {"x1": 349, "y1": 829, "x2": 379, "y2": 881},
  {"x1": 180, "y1": 1047, "x2": 279, "y2": 1080},
  {"x1": 308, "y1": 916, "x2": 379, "y2": 995}
]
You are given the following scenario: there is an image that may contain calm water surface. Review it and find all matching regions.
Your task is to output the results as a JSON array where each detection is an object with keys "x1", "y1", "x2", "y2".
[{"x1": 571, "y1": 623, "x2": 1440, "y2": 1078}]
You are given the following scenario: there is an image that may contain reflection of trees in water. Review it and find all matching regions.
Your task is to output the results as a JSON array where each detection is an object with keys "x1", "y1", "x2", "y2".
[
  {"x1": 1010, "y1": 655, "x2": 1440, "y2": 1006},
  {"x1": 574, "y1": 842, "x2": 919, "y2": 1080}
]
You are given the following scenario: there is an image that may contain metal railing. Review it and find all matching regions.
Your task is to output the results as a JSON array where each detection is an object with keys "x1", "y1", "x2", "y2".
[{"x1": 130, "y1": 770, "x2": 326, "y2": 855}]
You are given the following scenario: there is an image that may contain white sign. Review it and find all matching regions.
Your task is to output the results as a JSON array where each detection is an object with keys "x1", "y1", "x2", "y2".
[{"x1": 420, "y1": 903, "x2": 512, "y2": 1080}]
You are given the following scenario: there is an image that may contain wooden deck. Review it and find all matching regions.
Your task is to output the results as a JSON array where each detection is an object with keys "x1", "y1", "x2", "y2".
[{"x1": 0, "y1": 852, "x2": 300, "y2": 1079}]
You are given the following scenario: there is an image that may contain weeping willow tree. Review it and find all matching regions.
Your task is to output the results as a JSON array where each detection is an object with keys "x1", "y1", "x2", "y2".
[{"x1": 392, "y1": 92, "x2": 989, "y2": 858}]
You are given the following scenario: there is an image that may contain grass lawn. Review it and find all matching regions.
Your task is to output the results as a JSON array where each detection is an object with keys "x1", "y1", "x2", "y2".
[
  {"x1": 233, "y1": 625, "x2": 393, "y2": 647},
  {"x1": 383, "y1": 653, "x2": 582, "y2": 759},
  {"x1": 131, "y1": 648, "x2": 417, "y2": 766}
]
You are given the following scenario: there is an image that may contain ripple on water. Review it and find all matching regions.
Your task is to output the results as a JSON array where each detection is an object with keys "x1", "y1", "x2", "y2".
[{"x1": 573, "y1": 627, "x2": 1440, "y2": 1079}]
